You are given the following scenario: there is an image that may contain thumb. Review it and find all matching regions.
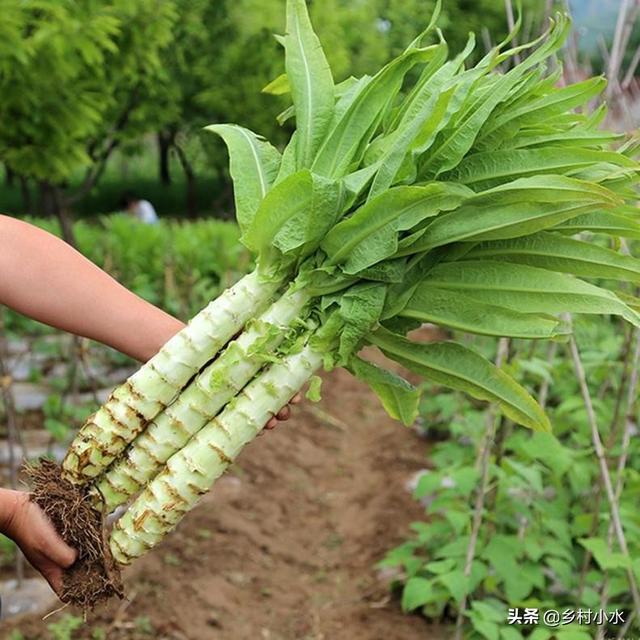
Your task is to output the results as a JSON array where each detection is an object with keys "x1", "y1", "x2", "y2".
[
  {"x1": 27, "y1": 502, "x2": 77, "y2": 568},
  {"x1": 47, "y1": 536, "x2": 77, "y2": 569}
]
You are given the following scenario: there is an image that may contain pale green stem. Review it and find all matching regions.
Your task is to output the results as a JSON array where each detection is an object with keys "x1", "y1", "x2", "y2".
[
  {"x1": 62, "y1": 270, "x2": 280, "y2": 484},
  {"x1": 109, "y1": 342, "x2": 322, "y2": 565},
  {"x1": 95, "y1": 288, "x2": 310, "y2": 511}
]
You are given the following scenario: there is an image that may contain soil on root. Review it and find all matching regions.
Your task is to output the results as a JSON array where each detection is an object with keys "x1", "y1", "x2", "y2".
[
  {"x1": 26, "y1": 459, "x2": 123, "y2": 609},
  {"x1": 5, "y1": 338, "x2": 445, "y2": 639}
]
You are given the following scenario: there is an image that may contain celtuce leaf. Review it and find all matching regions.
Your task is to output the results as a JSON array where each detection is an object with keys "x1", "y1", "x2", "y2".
[
  {"x1": 285, "y1": 0, "x2": 335, "y2": 167},
  {"x1": 445, "y1": 148, "x2": 637, "y2": 189},
  {"x1": 242, "y1": 169, "x2": 314, "y2": 258},
  {"x1": 554, "y1": 210, "x2": 640, "y2": 239},
  {"x1": 205, "y1": 124, "x2": 281, "y2": 234},
  {"x1": 312, "y1": 45, "x2": 433, "y2": 178},
  {"x1": 400, "y1": 286, "x2": 570, "y2": 339},
  {"x1": 423, "y1": 261, "x2": 640, "y2": 327},
  {"x1": 322, "y1": 183, "x2": 472, "y2": 273},
  {"x1": 462, "y1": 232, "x2": 640, "y2": 282},
  {"x1": 349, "y1": 357, "x2": 420, "y2": 426},
  {"x1": 400, "y1": 176, "x2": 619, "y2": 253},
  {"x1": 369, "y1": 328, "x2": 550, "y2": 432}
]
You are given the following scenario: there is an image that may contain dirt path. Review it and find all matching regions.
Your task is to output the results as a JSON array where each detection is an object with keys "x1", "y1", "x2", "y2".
[{"x1": 5, "y1": 360, "x2": 444, "y2": 640}]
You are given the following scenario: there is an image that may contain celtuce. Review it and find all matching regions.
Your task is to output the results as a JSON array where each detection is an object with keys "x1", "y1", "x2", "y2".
[
  {"x1": 62, "y1": 270, "x2": 280, "y2": 482},
  {"x1": 96, "y1": 287, "x2": 310, "y2": 510},
  {"x1": 53, "y1": 0, "x2": 640, "y2": 575}
]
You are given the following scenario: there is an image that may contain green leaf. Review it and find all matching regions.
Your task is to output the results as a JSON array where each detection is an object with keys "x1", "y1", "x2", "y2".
[
  {"x1": 578, "y1": 537, "x2": 631, "y2": 570},
  {"x1": 501, "y1": 628, "x2": 524, "y2": 640},
  {"x1": 349, "y1": 357, "x2": 420, "y2": 426},
  {"x1": 488, "y1": 76, "x2": 607, "y2": 135},
  {"x1": 284, "y1": 0, "x2": 334, "y2": 167},
  {"x1": 400, "y1": 176, "x2": 618, "y2": 253},
  {"x1": 334, "y1": 283, "x2": 387, "y2": 363},
  {"x1": 273, "y1": 175, "x2": 344, "y2": 258},
  {"x1": 306, "y1": 376, "x2": 322, "y2": 402},
  {"x1": 554, "y1": 210, "x2": 640, "y2": 239},
  {"x1": 446, "y1": 148, "x2": 637, "y2": 189},
  {"x1": 241, "y1": 169, "x2": 313, "y2": 256},
  {"x1": 423, "y1": 260, "x2": 640, "y2": 327},
  {"x1": 312, "y1": 45, "x2": 433, "y2": 178},
  {"x1": 369, "y1": 328, "x2": 550, "y2": 431},
  {"x1": 438, "y1": 570, "x2": 468, "y2": 602},
  {"x1": 400, "y1": 285, "x2": 570, "y2": 339},
  {"x1": 463, "y1": 231, "x2": 640, "y2": 282},
  {"x1": 471, "y1": 619, "x2": 500, "y2": 640},
  {"x1": 401, "y1": 577, "x2": 434, "y2": 612},
  {"x1": 322, "y1": 183, "x2": 472, "y2": 273},
  {"x1": 262, "y1": 73, "x2": 290, "y2": 95},
  {"x1": 205, "y1": 124, "x2": 281, "y2": 234}
]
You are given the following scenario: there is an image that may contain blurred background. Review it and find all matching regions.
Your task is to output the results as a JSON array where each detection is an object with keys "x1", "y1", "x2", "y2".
[
  {"x1": 0, "y1": 1, "x2": 639, "y2": 639},
  {"x1": 0, "y1": 0, "x2": 637, "y2": 223}
]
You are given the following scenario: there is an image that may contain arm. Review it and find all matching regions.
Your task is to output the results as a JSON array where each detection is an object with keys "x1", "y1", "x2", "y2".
[{"x1": 0, "y1": 215, "x2": 184, "y2": 362}]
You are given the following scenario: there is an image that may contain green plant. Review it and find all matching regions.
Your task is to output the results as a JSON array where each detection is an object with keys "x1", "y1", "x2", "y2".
[
  {"x1": 37, "y1": 0, "x2": 640, "y2": 584},
  {"x1": 384, "y1": 318, "x2": 640, "y2": 638},
  {"x1": 47, "y1": 614, "x2": 83, "y2": 640}
]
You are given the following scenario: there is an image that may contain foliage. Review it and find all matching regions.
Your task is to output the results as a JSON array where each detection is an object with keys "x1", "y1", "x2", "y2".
[
  {"x1": 0, "y1": 0, "x2": 176, "y2": 185},
  {"x1": 0, "y1": 0, "x2": 547, "y2": 216},
  {"x1": 384, "y1": 317, "x2": 640, "y2": 638},
  {"x1": 207, "y1": 0, "x2": 640, "y2": 430}
]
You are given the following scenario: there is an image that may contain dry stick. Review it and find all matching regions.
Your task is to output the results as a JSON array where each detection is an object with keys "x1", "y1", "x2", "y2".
[
  {"x1": 453, "y1": 338, "x2": 510, "y2": 640},
  {"x1": 622, "y1": 44, "x2": 640, "y2": 90},
  {"x1": 595, "y1": 330, "x2": 640, "y2": 640},
  {"x1": 504, "y1": 0, "x2": 521, "y2": 66},
  {"x1": 616, "y1": 610, "x2": 635, "y2": 640},
  {"x1": 538, "y1": 341, "x2": 558, "y2": 410},
  {"x1": 605, "y1": 323, "x2": 634, "y2": 449},
  {"x1": 576, "y1": 323, "x2": 632, "y2": 599},
  {"x1": 544, "y1": 0, "x2": 553, "y2": 24},
  {"x1": 0, "y1": 315, "x2": 25, "y2": 586},
  {"x1": 598, "y1": 35, "x2": 612, "y2": 73},
  {"x1": 568, "y1": 331, "x2": 640, "y2": 620},
  {"x1": 607, "y1": 0, "x2": 633, "y2": 98}
]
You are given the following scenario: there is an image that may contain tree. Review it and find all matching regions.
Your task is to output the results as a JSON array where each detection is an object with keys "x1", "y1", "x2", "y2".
[{"x1": 0, "y1": 0, "x2": 177, "y2": 237}]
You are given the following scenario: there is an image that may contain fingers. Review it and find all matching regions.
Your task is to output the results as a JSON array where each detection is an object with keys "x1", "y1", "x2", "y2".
[
  {"x1": 27, "y1": 502, "x2": 77, "y2": 569},
  {"x1": 263, "y1": 393, "x2": 303, "y2": 431},
  {"x1": 39, "y1": 562, "x2": 65, "y2": 596}
]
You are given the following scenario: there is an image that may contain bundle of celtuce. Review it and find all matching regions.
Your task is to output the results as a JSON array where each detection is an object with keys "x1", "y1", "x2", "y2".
[{"x1": 41, "y1": 0, "x2": 640, "y2": 605}]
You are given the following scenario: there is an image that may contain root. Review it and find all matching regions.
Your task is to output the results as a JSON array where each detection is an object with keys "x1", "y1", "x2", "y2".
[{"x1": 26, "y1": 459, "x2": 123, "y2": 610}]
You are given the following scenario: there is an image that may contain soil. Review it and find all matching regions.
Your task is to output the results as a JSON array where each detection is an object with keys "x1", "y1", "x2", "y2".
[{"x1": 2, "y1": 344, "x2": 446, "y2": 640}]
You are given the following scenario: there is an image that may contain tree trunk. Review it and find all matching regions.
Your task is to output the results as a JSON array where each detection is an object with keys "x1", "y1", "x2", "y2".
[
  {"x1": 39, "y1": 180, "x2": 76, "y2": 246},
  {"x1": 157, "y1": 132, "x2": 173, "y2": 186},
  {"x1": 39, "y1": 180, "x2": 58, "y2": 218},
  {"x1": 19, "y1": 176, "x2": 32, "y2": 214},
  {"x1": 5, "y1": 165, "x2": 14, "y2": 187},
  {"x1": 174, "y1": 143, "x2": 198, "y2": 218}
]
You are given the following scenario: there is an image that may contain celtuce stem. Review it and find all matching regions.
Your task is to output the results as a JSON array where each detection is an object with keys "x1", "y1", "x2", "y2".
[
  {"x1": 109, "y1": 341, "x2": 322, "y2": 564},
  {"x1": 62, "y1": 270, "x2": 280, "y2": 484},
  {"x1": 95, "y1": 288, "x2": 310, "y2": 511}
]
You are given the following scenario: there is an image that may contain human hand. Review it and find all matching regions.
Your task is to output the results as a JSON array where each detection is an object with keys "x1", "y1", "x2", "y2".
[
  {"x1": 264, "y1": 393, "x2": 302, "y2": 430},
  {"x1": 1, "y1": 489, "x2": 77, "y2": 594}
]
